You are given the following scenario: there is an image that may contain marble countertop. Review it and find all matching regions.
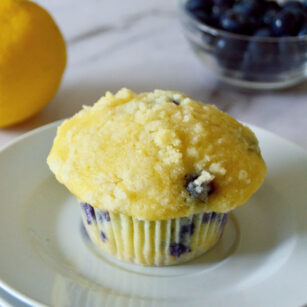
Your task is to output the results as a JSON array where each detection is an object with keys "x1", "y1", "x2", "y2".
[{"x1": 0, "y1": 0, "x2": 306, "y2": 151}]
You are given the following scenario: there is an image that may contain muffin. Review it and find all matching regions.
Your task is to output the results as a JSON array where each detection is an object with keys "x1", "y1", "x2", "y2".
[{"x1": 47, "y1": 89, "x2": 266, "y2": 266}]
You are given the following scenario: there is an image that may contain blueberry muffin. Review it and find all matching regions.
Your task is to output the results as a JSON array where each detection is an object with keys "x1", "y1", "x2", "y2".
[{"x1": 47, "y1": 89, "x2": 266, "y2": 266}]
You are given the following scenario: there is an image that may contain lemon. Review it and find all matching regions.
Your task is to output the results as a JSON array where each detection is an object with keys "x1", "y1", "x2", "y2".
[{"x1": 0, "y1": 0, "x2": 66, "y2": 127}]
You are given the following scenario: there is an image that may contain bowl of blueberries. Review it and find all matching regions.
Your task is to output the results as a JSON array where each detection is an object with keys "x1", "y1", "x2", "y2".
[{"x1": 179, "y1": 0, "x2": 307, "y2": 89}]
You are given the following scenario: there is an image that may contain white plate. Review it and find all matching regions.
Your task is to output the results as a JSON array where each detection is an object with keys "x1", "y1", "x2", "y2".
[
  {"x1": 0, "y1": 122, "x2": 306, "y2": 307},
  {"x1": 0, "y1": 287, "x2": 30, "y2": 307}
]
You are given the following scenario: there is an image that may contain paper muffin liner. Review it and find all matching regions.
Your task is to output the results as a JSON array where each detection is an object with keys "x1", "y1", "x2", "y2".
[{"x1": 80, "y1": 203, "x2": 228, "y2": 266}]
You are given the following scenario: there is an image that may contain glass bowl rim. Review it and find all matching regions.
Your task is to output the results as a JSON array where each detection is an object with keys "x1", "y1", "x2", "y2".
[{"x1": 178, "y1": 0, "x2": 307, "y2": 43}]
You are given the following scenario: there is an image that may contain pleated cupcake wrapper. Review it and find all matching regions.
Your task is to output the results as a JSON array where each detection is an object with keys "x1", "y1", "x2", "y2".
[{"x1": 80, "y1": 203, "x2": 227, "y2": 266}]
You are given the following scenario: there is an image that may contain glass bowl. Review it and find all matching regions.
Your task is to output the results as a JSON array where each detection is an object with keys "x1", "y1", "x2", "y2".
[{"x1": 178, "y1": 0, "x2": 307, "y2": 90}]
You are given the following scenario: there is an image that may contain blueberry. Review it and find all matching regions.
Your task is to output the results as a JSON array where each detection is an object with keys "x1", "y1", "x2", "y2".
[
  {"x1": 202, "y1": 32, "x2": 217, "y2": 47},
  {"x1": 185, "y1": 173, "x2": 198, "y2": 184},
  {"x1": 233, "y1": 0, "x2": 265, "y2": 17},
  {"x1": 285, "y1": 7, "x2": 307, "y2": 31},
  {"x1": 262, "y1": 9, "x2": 280, "y2": 27},
  {"x1": 202, "y1": 212, "x2": 217, "y2": 223},
  {"x1": 186, "y1": 181, "x2": 213, "y2": 202},
  {"x1": 272, "y1": 9, "x2": 300, "y2": 36},
  {"x1": 211, "y1": 5, "x2": 230, "y2": 26},
  {"x1": 249, "y1": 16, "x2": 263, "y2": 33},
  {"x1": 211, "y1": 0, "x2": 234, "y2": 25},
  {"x1": 242, "y1": 36, "x2": 279, "y2": 75},
  {"x1": 202, "y1": 213, "x2": 210, "y2": 223},
  {"x1": 185, "y1": 173, "x2": 214, "y2": 202},
  {"x1": 254, "y1": 27, "x2": 273, "y2": 37},
  {"x1": 215, "y1": 37, "x2": 247, "y2": 70},
  {"x1": 220, "y1": 214, "x2": 228, "y2": 228},
  {"x1": 81, "y1": 203, "x2": 96, "y2": 225},
  {"x1": 100, "y1": 231, "x2": 107, "y2": 242},
  {"x1": 180, "y1": 222, "x2": 195, "y2": 240},
  {"x1": 220, "y1": 9, "x2": 251, "y2": 34},
  {"x1": 213, "y1": 0, "x2": 234, "y2": 6},
  {"x1": 170, "y1": 243, "x2": 191, "y2": 257},
  {"x1": 283, "y1": 1, "x2": 303, "y2": 11},
  {"x1": 265, "y1": 1, "x2": 281, "y2": 12},
  {"x1": 171, "y1": 100, "x2": 180, "y2": 105},
  {"x1": 193, "y1": 10, "x2": 214, "y2": 25},
  {"x1": 278, "y1": 39, "x2": 304, "y2": 71},
  {"x1": 262, "y1": 1, "x2": 281, "y2": 28},
  {"x1": 299, "y1": 23, "x2": 307, "y2": 36},
  {"x1": 202, "y1": 212, "x2": 228, "y2": 224},
  {"x1": 97, "y1": 209, "x2": 111, "y2": 222},
  {"x1": 186, "y1": 0, "x2": 212, "y2": 12}
]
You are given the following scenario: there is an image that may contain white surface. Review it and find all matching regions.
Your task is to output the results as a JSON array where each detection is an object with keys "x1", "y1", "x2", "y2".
[
  {"x1": 0, "y1": 122, "x2": 306, "y2": 307},
  {"x1": 0, "y1": 0, "x2": 306, "y2": 150}
]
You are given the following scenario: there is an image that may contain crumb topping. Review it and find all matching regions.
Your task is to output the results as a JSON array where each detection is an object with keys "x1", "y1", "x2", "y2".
[{"x1": 47, "y1": 89, "x2": 266, "y2": 220}]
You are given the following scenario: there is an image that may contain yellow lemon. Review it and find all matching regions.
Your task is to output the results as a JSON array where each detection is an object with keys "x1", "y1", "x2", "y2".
[{"x1": 0, "y1": 0, "x2": 66, "y2": 127}]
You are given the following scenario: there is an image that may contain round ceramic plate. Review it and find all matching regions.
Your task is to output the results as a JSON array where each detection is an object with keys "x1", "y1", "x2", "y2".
[{"x1": 0, "y1": 122, "x2": 306, "y2": 307}]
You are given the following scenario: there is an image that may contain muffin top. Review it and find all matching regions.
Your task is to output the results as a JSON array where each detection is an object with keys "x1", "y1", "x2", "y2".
[{"x1": 47, "y1": 89, "x2": 266, "y2": 220}]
